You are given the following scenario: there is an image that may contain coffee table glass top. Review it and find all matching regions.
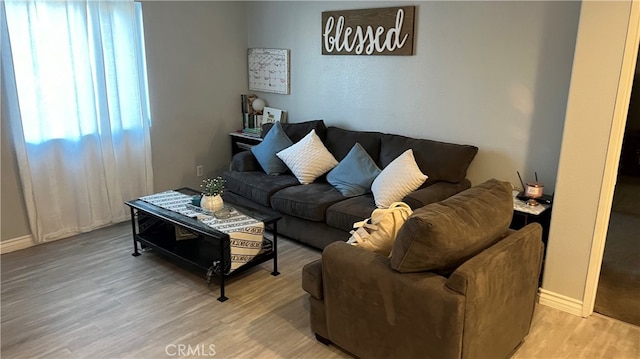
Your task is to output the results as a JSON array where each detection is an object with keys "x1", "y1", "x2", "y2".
[{"x1": 126, "y1": 187, "x2": 281, "y2": 239}]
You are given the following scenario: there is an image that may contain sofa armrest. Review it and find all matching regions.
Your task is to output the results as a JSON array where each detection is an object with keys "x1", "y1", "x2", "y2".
[
  {"x1": 302, "y1": 259, "x2": 323, "y2": 300},
  {"x1": 445, "y1": 223, "x2": 544, "y2": 359},
  {"x1": 403, "y1": 179, "x2": 471, "y2": 209},
  {"x1": 320, "y1": 242, "x2": 465, "y2": 359},
  {"x1": 231, "y1": 151, "x2": 262, "y2": 172}
]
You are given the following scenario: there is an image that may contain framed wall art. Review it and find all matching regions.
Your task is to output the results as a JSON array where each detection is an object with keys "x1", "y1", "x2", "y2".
[
  {"x1": 248, "y1": 48, "x2": 291, "y2": 94},
  {"x1": 322, "y1": 6, "x2": 415, "y2": 56}
]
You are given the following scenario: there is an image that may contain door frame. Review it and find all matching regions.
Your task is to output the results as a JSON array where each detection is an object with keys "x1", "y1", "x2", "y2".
[{"x1": 582, "y1": 0, "x2": 640, "y2": 317}]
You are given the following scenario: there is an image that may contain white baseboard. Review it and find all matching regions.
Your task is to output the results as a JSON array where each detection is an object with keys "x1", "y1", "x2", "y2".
[
  {"x1": 0, "y1": 235, "x2": 35, "y2": 254},
  {"x1": 538, "y1": 288, "x2": 584, "y2": 317}
]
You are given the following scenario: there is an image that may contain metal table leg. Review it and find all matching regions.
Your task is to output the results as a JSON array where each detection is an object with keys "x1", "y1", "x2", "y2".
[
  {"x1": 217, "y1": 236, "x2": 228, "y2": 302},
  {"x1": 130, "y1": 207, "x2": 141, "y2": 257},
  {"x1": 271, "y1": 222, "x2": 280, "y2": 276}
]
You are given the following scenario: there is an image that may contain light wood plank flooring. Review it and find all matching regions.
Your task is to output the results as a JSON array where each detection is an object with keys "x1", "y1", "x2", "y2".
[{"x1": 2, "y1": 222, "x2": 639, "y2": 358}]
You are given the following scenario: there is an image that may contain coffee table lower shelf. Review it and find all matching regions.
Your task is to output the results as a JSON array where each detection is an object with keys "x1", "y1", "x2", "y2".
[
  {"x1": 133, "y1": 232, "x2": 277, "y2": 301},
  {"x1": 126, "y1": 191, "x2": 281, "y2": 302}
]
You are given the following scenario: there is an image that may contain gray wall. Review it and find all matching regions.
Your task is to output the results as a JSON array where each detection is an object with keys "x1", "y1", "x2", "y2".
[
  {"x1": 247, "y1": 1, "x2": 580, "y2": 192},
  {"x1": 142, "y1": 1, "x2": 248, "y2": 191},
  {"x1": 1, "y1": 86, "x2": 31, "y2": 241}
]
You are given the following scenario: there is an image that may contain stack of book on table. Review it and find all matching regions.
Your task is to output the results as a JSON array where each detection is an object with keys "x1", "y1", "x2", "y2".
[{"x1": 241, "y1": 94, "x2": 262, "y2": 136}]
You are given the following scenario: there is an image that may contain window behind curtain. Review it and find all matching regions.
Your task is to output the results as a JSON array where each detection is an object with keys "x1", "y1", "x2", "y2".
[
  {"x1": 2, "y1": 0, "x2": 155, "y2": 242},
  {"x1": 4, "y1": 1, "x2": 150, "y2": 144}
]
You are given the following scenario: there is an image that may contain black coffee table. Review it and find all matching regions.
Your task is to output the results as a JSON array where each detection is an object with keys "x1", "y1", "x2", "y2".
[{"x1": 125, "y1": 187, "x2": 281, "y2": 302}]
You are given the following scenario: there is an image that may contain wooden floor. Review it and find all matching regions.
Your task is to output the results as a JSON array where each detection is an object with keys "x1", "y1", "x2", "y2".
[{"x1": 1, "y1": 222, "x2": 639, "y2": 359}]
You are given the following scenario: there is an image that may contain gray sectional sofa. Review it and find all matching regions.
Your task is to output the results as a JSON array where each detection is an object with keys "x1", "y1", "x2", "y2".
[{"x1": 222, "y1": 120, "x2": 478, "y2": 250}]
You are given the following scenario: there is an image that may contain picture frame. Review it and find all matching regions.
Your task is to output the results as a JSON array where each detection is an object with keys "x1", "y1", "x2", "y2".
[
  {"x1": 248, "y1": 48, "x2": 291, "y2": 94},
  {"x1": 263, "y1": 107, "x2": 287, "y2": 124}
]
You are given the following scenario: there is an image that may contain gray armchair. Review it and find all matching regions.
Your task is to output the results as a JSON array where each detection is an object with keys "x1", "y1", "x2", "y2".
[{"x1": 302, "y1": 179, "x2": 544, "y2": 358}]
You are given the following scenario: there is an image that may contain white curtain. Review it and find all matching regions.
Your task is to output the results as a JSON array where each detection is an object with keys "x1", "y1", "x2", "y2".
[{"x1": 1, "y1": 0, "x2": 153, "y2": 243}]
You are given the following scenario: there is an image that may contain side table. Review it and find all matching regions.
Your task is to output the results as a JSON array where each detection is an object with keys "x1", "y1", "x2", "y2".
[
  {"x1": 511, "y1": 190, "x2": 552, "y2": 257},
  {"x1": 511, "y1": 191, "x2": 552, "y2": 236},
  {"x1": 230, "y1": 132, "x2": 263, "y2": 157}
]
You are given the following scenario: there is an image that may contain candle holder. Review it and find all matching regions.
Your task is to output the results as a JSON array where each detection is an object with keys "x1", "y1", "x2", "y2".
[{"x1": 525, "y1": 181, "x2": 544, "y2": 206}]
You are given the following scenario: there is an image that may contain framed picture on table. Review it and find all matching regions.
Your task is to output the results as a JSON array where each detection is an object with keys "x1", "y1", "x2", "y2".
[{"x1": 263, "y1": 107, "x2": 287, "y2": 124}]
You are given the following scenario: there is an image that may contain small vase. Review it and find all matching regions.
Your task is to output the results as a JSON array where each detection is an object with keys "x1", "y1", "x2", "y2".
[{"x1": 201, "y1": 194, "x2": 224, "y2": 212}]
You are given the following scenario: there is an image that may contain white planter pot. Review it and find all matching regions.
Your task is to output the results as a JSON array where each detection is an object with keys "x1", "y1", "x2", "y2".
[{"x1": 201, "y1": 194, "x2": 224, "y2": 212}]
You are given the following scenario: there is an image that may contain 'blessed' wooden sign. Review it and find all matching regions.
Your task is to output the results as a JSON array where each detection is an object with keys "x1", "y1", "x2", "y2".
[{"x1": 322, "y1": 6, "x2": 415, "y2": 55}]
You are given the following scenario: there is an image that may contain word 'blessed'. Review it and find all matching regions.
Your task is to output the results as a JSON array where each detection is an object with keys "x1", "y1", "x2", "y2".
[{"x1": 322, "y1": 7, "x2": 415, "y2": 56}]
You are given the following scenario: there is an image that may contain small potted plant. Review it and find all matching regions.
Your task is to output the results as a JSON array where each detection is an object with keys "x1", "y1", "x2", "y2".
[{"x1": 200, "y1": 176, "x2": 225, "y2": 212}]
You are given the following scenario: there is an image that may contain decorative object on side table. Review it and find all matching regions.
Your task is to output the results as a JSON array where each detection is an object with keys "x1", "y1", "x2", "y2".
[
  {"x1": 200, "y1": 176, "x2": 225, "y2": 212},
  {"x1": 516, "y1": 171, "x2": 552, "y2": 206},
  {"x1": 241, "y1": 94, "x2": 264, "y2": 137},
  {"x1": 252, "y1": 97, "x2": 265, "y2": 127},
  {"x1": 263, "y1": 106, "x2": 287, "y2": 124}
]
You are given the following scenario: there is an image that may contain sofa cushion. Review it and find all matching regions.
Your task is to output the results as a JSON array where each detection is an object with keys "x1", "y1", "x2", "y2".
[
  {"x1": 251, "y1": 122, "x2": 293, "y2": 175},
  {"x1": 222, "y1": 170, "x2": 300, "y2": 207},
  {"x1": 271, "y1": 183, "x2": 345, "y2": 222},
  {"x1": 324, "y1": 127, "x2": 382, "y2": 162},
  {"x1": 390, "y1": 179, "x2": 513, "y2": 274},
  {"x1": 231, "y1": 151, "x2": 262, "y2": 172},
  {"x1": 371, "y1": 149, "x2": 428, "y2": 208},
  {"x1": 379, "y1": 134, "x2": 478, "y2": 186},
  {"x1": 327, "y1": 143, "x2": 381, "y2": 197},
  {"x1": 262, "y1": 119, "x2": 327, "y2": 143},
  {"x1": 326, "y1": 194, "x2": 376, "y2": 232},
  {"x1": 277, "y1": 129, "x2": 338, "y2": 185}
]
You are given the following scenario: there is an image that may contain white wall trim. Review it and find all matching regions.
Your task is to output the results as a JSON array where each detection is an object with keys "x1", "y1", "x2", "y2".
[
  {"x1": 539, "y1": 288, "x2": 584, "y2": 317},
  {"x1": 0, "y1": 235, "x2": 35, "y2": 254},
  {"x1": 582, "y1": 1, "x2": 640, "y2": 318}
]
